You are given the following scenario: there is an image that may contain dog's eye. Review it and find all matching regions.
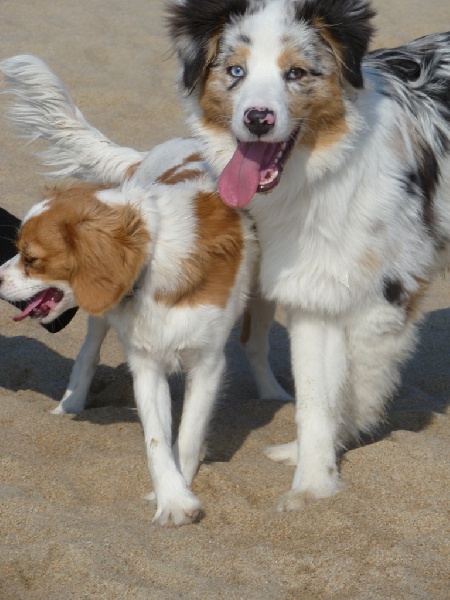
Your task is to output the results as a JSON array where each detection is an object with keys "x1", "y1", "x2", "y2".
[
  {"x1": 23, "y1": 256, "x2": 37, "y2": 267},
  {"x1": 227, "y1": 65, "x2": 245, "y2": 78},
  {"x1": 286, "y1": 67, "x2": 306, "y2": 81}
]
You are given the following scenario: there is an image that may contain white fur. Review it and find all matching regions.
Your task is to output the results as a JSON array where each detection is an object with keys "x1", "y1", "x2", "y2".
[
  {"x1": 172, "y1": 1, "x2": 450, "y2": 508},
  {"x1": 0, "y1": 55, "x2": 291, "y2": 526}
]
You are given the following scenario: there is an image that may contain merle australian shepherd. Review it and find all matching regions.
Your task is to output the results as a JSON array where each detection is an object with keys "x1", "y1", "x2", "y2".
[{"x1": 167, "y1": 0, "x2": 450, "y2": 511}]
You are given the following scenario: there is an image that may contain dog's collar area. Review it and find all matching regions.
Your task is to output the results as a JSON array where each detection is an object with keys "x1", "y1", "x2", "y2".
[{"x1": 123, "y1": 264, "x2": 148, "y2": 300}]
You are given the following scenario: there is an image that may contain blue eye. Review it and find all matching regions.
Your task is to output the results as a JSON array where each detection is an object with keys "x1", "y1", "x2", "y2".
[
  {"x1": 227, "y1": 65, "x2": 245, "y2": 78},
  {"x1": 286, "y1": 67, "x2": 306, "y2": 81}
]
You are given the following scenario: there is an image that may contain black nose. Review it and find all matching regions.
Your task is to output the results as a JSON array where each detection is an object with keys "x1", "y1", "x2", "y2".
[{"x1": 243, "y1": 107, "x2": 276, "y2": 137}]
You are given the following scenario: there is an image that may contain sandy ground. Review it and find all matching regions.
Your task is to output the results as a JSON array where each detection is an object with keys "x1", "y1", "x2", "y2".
[{"x1": 0, "y1": 1, "x2": 449, "y2": 598}]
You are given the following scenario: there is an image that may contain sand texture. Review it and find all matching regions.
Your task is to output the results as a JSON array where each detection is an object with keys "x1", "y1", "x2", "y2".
[{"x1": 0, "y1": 1, "x2": 449, "y2": 598}]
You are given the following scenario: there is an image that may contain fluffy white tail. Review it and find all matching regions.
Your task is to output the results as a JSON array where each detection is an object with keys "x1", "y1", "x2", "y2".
[{"x1": 0, "y1": 55, "x2": 145, "y2": 184}]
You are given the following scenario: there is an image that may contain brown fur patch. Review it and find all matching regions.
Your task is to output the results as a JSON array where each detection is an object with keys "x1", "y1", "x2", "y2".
[
  {"x1": 156, "y1": 167, "x2": 203, "y2": 186},
  {"x1": 205, "y1": 29, "x2": 224, "y2": 70},
  {"x1": 313, "y1": 18, "x2": 346, "y2": 81},
  {"x1": 360, "y1": 250, "x2": 380, "y2": 273},
  {"x1": 406, "y1": 278, "x2": 430, "y2": 320},
  {"x1": 155, "y1": 191, "x2": 243, "y2": 308},
  {"x1": 199, "y1": 68, "x2": 234, "y2": 134},
  {"x1": 155, "y1": 153, "x2": 205, "y2": 185},
  {"x1": 276, "y1": 43, "x2": 349, "y2": 150},
  {"x1": 124, "y1": 162, "x2": 142, "y2": 180},
  {"x1": 298, "y1": 73, "x2": 349, "y2": 151},
  {"x1": 277, "y1": 47, "x2": 308, "y2": 74},
  {"x1": 18, "y1": 183, "x2": 150, "y2": 315},
  {"x1": 185, "y1": 152, "x2": 204, "y2": 164}
]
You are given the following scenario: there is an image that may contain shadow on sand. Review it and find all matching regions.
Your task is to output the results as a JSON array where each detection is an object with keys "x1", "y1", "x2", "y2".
[{"x1": 0, "y1": 309, "x2": 448, "y2": 461}]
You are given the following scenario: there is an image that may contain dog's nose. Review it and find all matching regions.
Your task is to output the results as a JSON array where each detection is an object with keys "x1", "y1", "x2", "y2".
[{"x1": 243, "y1": 107, "x2": 275, "y2": 137}]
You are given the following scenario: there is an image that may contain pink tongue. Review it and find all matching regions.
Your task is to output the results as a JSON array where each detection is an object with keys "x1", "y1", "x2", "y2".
[
  {"x1": 218, "y1": 142, "x2": 273, "y2": 208},
  {"x1": 13, "y1": 288, "x2": 61, "y2": 322}
]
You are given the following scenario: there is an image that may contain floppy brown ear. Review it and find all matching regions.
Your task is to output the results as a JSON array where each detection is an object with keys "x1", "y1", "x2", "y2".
[{"x1": 67, "y1": 200, "x2": 150, "y2": 315}]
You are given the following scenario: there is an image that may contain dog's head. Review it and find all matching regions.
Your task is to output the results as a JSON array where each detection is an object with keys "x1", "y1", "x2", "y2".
[
  {"x1": 168, "y1": 0, "x2": 375, "y2": 207},
  {"x1": 0, "y1": 184, "x2": 150, "y2": 323}
]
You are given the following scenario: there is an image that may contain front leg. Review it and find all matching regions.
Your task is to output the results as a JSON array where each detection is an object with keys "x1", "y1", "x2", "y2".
[
  {"x1": 277, "y1": 311, "x2": 347, "y2": 512},
  {"x1": 128, "y1": 351, "x2": 202, "y2": 526},
  {"x1": 52, "y1": 316, "x2": 109, "y2": 414},
  {"x1": 174, "y1": 348, "x2": 226, "y2": 487}
]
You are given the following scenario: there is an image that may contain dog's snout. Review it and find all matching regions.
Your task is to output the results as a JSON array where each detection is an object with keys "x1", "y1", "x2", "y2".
[{"x1": 244, "y1": 107, "x2": 275, "y2": 137}]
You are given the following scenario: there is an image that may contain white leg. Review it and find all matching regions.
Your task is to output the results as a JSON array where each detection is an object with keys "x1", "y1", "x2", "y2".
[
  {"x1": 174, "y1": 349, "x2": 226, "y2": 487},
  {"x1": 244, "y1": 295, "x2": 292, "y2": 401},
  {"x1": 277, "y1": 311, "x2": 347, "y2": 512},
  {"x1": 347, "y1": 302, "x2": 417, "y2": 434},
  {"x1": 52, "y1": 316, "x2": 109, "y2": 414},
  {"x1": 129, "y1": 352, "x2": 202, "y2": 527}
]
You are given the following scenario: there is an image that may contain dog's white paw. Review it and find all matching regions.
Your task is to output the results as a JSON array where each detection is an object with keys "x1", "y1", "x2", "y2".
[
  {"x1": 277, "y1": 474, "x2": 342, "y2": 512},
  {"x1": 263, "y1": 441, "x2": 297, "y2": 465},
  {"x1": 152, "y1": 491, "x2": 203, "y2": 527},
  {"x1": 51, "y1": 392, "x2": 87, "y2": 415},
  {"x1": 259, "y1": 381, "x2": 293, "y2": 402},
  {"x1": 51, "y1": 402, "x2": 83, "y2": 415},
  {"x1": 277, "y1": 489, "x2": 311, "y2": 512},
  {"x1": 144, "y1": 491, "x2": 156, "y2": 503}
]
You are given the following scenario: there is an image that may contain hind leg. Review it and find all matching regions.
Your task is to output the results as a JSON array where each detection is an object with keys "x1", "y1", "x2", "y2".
[
  {"x1": 346, "y1": 302, "x2": 418, "y2": 436},
  {"x1": 52, "y1": 316, "x2": 109, "y2": 414},
  {"x1": 243, "y1": 294, "x2": 292, "y2": 401}
]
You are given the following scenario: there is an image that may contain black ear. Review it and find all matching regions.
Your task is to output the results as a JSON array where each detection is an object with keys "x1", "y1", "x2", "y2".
[
  {"x1": 297, "y1": 0, "x2": 376, "y2": 88},
  {"x1": 0, "y1": 206, "x2": 20, "y2": 264},
  {"x1": 167, "y1": 0, "x2": 249, "y2": 92}
]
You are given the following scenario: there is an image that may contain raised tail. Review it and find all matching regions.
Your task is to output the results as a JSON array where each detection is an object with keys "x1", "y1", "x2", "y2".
[{"x1": 0, "y1": 55, "x2": 145, "y2": 184}]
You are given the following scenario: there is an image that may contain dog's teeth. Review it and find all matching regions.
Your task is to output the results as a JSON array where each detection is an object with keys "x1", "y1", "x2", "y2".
[{"x1": 277, "y1": 151, "x2": 284, "y2": 159}]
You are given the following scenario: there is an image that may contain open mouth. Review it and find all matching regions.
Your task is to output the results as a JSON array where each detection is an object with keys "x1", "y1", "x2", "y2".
[
  {"x1": 218, "y1": 125, "x2": 301, "y2": 209},
  {"x1": 13, "y1": 287, "x2": 64, "y2": 322}
]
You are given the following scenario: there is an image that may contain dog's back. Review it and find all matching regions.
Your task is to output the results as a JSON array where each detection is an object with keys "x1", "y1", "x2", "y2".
[{"x1": 366, "y1": 33, "x2": 450, "y2": 140}]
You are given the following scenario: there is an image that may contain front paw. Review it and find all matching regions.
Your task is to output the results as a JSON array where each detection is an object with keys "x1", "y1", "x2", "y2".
[
  {"x1": 263, "y1": 440, "x2": 297, "y2": 465},
  {"x1": 258, "y1": 381, "x2": 293, "y2": 402},
  {"x1": 51, "y1": 402, "x2": 84, "y2": 415},
  {"x1": 152, "y1": 490, "x2": 203, "y2": 527},
  {"x1": 277, "y1": 475, "x2": 343, "y2": 512},
  {"x1": 51, "y1": 391, "x2": 87, "y2": 415}
]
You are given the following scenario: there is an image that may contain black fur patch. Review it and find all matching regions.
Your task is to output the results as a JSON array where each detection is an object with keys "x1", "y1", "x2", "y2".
[
  {"x1": 296, "y1": 0, "x2": 375, "y2": 88},
  {"x1": 0, "y1": 206, "x2": 20, "y2": 265},
  {"x1": 167, "y1": 0, "x2": 249, "y2": 91},
  {"x1": 377, "y1": 53, "x2": 422, "y2": 82},
  {"x1": 383, "y1": 278, "x2": 406, "y2": 306},
  {"x1": 404, "y1": 142, "x2": 440, "y2": 233},
  {"x1": 368, "y1": 33, "x2": 450, "y2": 125}
]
